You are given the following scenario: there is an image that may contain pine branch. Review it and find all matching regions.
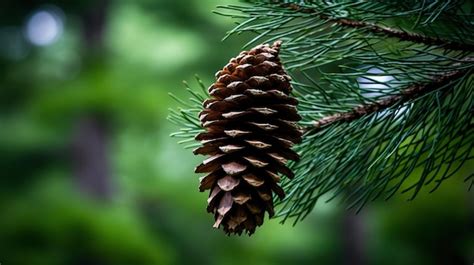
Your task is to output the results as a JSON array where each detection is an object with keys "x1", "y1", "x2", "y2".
[
  {"x1": 283, "y1": 3, "x2": 474, "y2": 52},
  {"x1": 311, "y1": 67, "x2": 471, "y2": 132},
  {"x1": 170, "y1": 1, "x2": 474, "y2": 227},
  {"x1": 278, "y1": 77, "x2": 473, "y2": 223}
]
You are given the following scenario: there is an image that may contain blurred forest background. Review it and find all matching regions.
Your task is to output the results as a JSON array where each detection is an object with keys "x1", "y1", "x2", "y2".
[{"x1": 0, "y1": 0, "x2": 473, "y2": 264}]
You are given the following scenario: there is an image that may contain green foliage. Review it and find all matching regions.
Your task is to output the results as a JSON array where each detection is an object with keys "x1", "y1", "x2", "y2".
[
  {"x1": 0, "y1": 182, "x2": 175, "y2": 265},
  {"x1": 170, "y1": 0, "x2": 473, "y2": 224},
  {"x1": 168, "y1": 76, "x2": 207, "y2": 150}
]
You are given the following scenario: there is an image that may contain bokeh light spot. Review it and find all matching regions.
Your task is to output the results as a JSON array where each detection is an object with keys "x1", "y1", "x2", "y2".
[
  {"x1": 358, "y1": 68, "x2": 394, "y2": 90},
  {"x1": 26, "y1": 7, "x2": 64, "y2": 46}
]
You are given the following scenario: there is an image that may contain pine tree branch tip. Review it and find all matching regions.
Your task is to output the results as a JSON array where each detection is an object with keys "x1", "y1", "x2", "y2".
[{"x1": 282, "y1": 3, "x2": 474, "y2": 52}]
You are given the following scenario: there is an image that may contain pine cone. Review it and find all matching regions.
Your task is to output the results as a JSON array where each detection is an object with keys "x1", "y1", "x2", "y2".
[{"x1": 194, "y1": 41, "x2": 302, "y2": 235}]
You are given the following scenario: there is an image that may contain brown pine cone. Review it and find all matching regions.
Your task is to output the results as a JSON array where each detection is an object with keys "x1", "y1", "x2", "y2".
[{"x1": 194, "y1": 41, "x2": 302, "y2": 235}]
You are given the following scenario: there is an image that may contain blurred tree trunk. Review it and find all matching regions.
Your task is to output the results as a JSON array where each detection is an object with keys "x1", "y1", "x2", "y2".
[
  {"x1": 72, "y1": 0, "x2": 112, "y2": 200},
  {"x1": 342, "y1": 211, "x2": 367, "y2": 265},
  {"x1": 72, "y1": 116, "x2": 112, "y2": 200},
  {"x1": 81, "y1": 0, "x2": 109, "y2": 51}
]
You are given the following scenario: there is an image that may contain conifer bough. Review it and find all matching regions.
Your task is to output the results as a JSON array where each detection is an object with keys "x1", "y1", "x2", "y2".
[
  {"x1": 169, "y1": 0, "x2": 474, "y2": 235},
  {"x1": 194, "y1": 41, "x2": 302, "y2": 235}
]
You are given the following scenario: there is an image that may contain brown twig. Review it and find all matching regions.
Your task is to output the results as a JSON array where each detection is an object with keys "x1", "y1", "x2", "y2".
[
  {"x1": 311, "y1": 68, "x2": 471, "y2": 132},
  {"x1": 284, "y1": 3, "x2": 474, "y2": 52}
]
